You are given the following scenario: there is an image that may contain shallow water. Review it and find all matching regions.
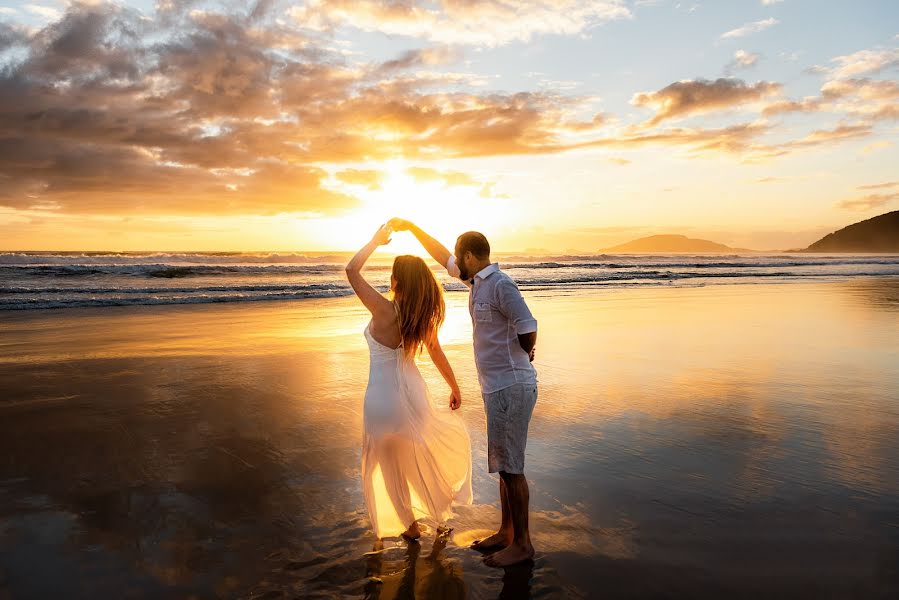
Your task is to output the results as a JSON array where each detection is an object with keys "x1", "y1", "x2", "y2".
[
  {"x1": 3, "y1": 250, "x2": 899, "y2": 310},
  {"x1": 1, "y1": 278, "x2": 898, "y2": 598}
]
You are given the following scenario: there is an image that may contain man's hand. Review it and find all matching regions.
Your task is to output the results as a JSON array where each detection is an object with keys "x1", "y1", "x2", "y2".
[
  {"x1": 449, "y1": 388, "x2": 462, "y2": 410},
  {"x1": 387, "y1": 217, "x2": 452, "y2": 270},
  {"x1": 388, "y1": 217, "x2": 413, "y2": 232},
  {"x1": 518, "y1": 331, "x2": 537, "y2": 361}
]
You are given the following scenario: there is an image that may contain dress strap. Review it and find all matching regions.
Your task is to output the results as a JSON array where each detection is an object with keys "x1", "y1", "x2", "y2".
[{"x1": 392, "y1": 301, "x2": 404, "y2": 349}]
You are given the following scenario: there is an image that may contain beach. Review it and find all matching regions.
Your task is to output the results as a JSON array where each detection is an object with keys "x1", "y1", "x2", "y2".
[{"x1": 1, "y1": 277, "x2": 898, "y2": 598}]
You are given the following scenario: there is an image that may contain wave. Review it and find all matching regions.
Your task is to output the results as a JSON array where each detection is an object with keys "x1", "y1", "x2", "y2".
[
  {"x1": 3, "y1": 256, "x2": 898, "y2": 278},
  {"x1": 511, "y1": 258, "x2": 899, "y2": 270},
  {"x1": 502, "y1": 252, "x2": 899, "y2": 263},
  {"x1": 0, "y1": 289, "x2": 359, "y2": 310},
  {"x1": 0, "y1": 252, "x2": 351, "y2": 266},
  {"x1": 0, "y1": 282, "x2": 355, "y2": 295},
  {"x1": 0, "y1": 263, "x2": 384, "y2": 277},
  {"x1": 4, "y1": 270, "x2": 899, "y2": 310}
]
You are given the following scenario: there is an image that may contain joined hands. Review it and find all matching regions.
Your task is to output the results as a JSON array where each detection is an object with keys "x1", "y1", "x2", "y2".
[{"x1": 387, "y1": 217, "x2": 413, "y2": 232}]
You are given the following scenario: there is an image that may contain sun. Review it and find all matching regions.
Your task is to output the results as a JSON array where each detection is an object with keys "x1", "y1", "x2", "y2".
[{"x1": 309, "y1": 160, "x2": 512, "y2": 254}]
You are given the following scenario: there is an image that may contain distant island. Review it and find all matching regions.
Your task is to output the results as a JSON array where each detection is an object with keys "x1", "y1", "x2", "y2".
[
  {"x1": 601, "y1": 234, "x2": 752, "y2": 253},
  {"x1": 802, "y1": 210, "x2": 899, "y2": 253}
]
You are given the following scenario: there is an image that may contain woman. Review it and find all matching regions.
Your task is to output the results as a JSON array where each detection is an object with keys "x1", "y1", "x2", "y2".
[{"x1": 345, "y1": 224, "x2": 473, "y2": 540}]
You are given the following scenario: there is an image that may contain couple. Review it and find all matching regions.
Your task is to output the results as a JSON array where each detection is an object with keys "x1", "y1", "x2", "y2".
[{"x1": 344, "y1": 218, "x2": 539, "y2": 568}]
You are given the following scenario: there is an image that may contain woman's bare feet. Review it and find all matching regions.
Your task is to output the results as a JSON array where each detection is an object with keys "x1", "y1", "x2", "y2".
[
  {"x1": 401, "y1": 520, "x2": 421, "y2": 541},
  {"x1": 471, "y1": 529, "x2": 513, "y2": 551},
  {"x1": 483, "y1": 542, "x2": 534, "y2": 567},
  {"x1": 436, "y1": 524, "x2": 454, "y2": 538}
]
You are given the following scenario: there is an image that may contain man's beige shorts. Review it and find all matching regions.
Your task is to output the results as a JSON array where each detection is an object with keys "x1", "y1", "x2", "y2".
[{"x1": 481, "y1": 382, "x2": 538, "y2": 474}]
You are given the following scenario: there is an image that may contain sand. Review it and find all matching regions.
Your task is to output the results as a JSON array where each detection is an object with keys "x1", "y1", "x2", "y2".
[{"x1": 1, "y1": 278, "x2": 898, "y2": 598}]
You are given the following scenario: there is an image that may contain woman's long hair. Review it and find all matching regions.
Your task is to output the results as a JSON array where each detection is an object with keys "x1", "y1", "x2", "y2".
[{"x1": 391, "y1": 255, "x2": 445, "y2": 355}]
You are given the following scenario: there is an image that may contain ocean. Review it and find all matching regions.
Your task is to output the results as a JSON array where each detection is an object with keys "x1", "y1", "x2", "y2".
[{"x1": 2, "y1": 251, "x2": 899, "y2": 310}]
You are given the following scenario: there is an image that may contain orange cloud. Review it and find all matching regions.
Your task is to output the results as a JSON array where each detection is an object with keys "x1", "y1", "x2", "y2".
[
  {"x1": 764, "y1": 78, "x2": 899, "y2": 121},
  {"x1": 631, "y1": 78, "x2": 781, "y2": 126},
  {"x1": 335, "y1": 169, "x2": 384, "y2": 190},
  {"x1": 0, "y1": 3, "x2": 611, "y2": 215},
  {"x1": 404, "y1": 166, "x2": 508, "y2": 199},
  {"x1": 827, "y1": 47, "x2": 899, "y2": 79},
  {"x1": 2, "y1": 2, "x2": 893, "y2": 220},
  {"x1": 857, "y1": 181, "x2": 898, "y2": 190},
  {"x1": 837, "y1": 192, "x2": 899, "y2": 211},
  {"x1": 405, "y1": 167, "x2": 479, "y2": 187}
]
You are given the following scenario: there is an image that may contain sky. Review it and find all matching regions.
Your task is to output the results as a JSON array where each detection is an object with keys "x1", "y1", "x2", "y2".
[{"x1": 0, "y1": 0, "x2": 897, "y2": 253}]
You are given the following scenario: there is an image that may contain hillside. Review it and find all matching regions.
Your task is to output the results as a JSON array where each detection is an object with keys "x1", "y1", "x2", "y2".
[
  {"x1": 602, "y1": 234, "x2": 750, "y2": 253},
  {"x1": 804, "y1": 211, "x2": 899, "y2": 252}
]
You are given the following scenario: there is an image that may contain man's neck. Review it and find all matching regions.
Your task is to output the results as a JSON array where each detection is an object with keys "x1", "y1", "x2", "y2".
[{"x1": 471, "y1": 259, "x2": 492, "y2": 275}]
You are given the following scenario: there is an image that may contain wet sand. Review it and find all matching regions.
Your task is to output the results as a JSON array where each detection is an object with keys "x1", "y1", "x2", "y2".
[{"x1": 1, "y1": 278, "x2": 898, "y2": 598}]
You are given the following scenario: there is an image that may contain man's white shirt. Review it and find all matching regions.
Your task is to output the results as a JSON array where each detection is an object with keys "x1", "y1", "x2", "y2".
[{"x1": 446, "y1": 255, "x2": 538, "y2": 394}]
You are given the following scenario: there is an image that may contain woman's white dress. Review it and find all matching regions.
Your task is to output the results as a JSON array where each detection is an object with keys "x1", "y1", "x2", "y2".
[{"x1": 361, "y1": 314, "x2": 472, "y2": 538}]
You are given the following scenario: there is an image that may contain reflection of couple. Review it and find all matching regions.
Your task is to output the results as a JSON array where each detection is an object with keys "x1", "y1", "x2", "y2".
[{"x1": 345, "y1": 218, "x2": 539, "y2": 568}]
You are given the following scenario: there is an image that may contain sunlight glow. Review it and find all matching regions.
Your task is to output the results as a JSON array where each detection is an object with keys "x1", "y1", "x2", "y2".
[{"x1": 314, "y1": 160, "x2": 514, "y2": 254}]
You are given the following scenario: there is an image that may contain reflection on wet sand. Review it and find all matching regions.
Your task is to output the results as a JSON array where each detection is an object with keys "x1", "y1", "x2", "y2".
[
  {"x1": 1, "y1": 278, "x2": 898, "y2": 598},
  {"x1": 363, "y1": 532, "x2": 466, "y2": 599},
  {"x1": 359, "y1": 528, "x2": 538, "y2": 600}
]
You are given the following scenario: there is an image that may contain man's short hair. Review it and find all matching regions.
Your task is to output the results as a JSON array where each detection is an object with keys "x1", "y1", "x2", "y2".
[{"x1": 457, "y1": 231, "x2": 490, "y2": 260}]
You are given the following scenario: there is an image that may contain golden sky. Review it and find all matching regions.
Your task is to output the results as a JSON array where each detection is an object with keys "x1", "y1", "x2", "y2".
[{"x1": 1, "y1": 0, "x2": 897, "y2": 252}]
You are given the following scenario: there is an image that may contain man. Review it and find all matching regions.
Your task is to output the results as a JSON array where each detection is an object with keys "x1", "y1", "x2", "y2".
[{"x1": 388, "y1": 218, "x2": 538, "y2": 568}]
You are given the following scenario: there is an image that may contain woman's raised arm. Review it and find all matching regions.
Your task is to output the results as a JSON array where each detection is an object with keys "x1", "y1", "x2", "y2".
[{"x1": 345, "y1": 225, "x2": 393, "y2": 316}]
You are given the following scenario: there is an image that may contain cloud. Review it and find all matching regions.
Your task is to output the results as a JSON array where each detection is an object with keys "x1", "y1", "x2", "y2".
[
  {"x1": 585, "y1": 121, "x2": 771, "y2": 157},
  {"x1": 720, "y1": 18, "x2": 778, "y2": 40},
  {"x1": 0, "y1": 1, "x2": 622, "y2": 216},
  {"x1": 760, "y1": 0, "x2": 783, "y2": 5},
  {"x1": 857, "y1": 181, "x2": 898, "y2": 190},
  {"x1": 405, "y1": 166, "x2": 479, "y2": 187},
  {"x1": 828, "y1": 47, "x2": 899, "y2": 79},
  {"x1": 287, "y1": 0, "x2": 632, "y2": 46},
  {"x1": 0, "y1": 21, "x2": 28, "y2": 50},
  {"x1": 763, "y1": 78, "x2": 899, "y2": 122},
  {"x1": 726, "y1": 50, "x2": 760, "y2": 73},
  {"x1": 24, "y1": 4, "x2": 61, "y2": 20},
  {"x1": 403, "y1": 166, "x2": 508, "y2": 199},
  {"x1": 862, "y1": 140, "x2": 893, "y2": 154},
  {"x1": 631, "y1": 78, "x2": 781, "y2": 126},
  {"x1": 786, "y1": 122, "x2": 872, "y2": 147},
  {"x1": 376, "y1": 46, "x2": 462, "y2": 73},
  {"x1": 837, "y1": 192, "x2": 899, "y2": 211},
  {"x1": 335, "y1": 169, "x2": 384, "y2": 190},
  {"x1": 1, "y1": 1, "x2": 891, "y2": 218}
]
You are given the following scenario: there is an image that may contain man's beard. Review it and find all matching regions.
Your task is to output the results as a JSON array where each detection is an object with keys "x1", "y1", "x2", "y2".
[{"x1": 458, "y1": 264, "x2": 470, "y2": 281}]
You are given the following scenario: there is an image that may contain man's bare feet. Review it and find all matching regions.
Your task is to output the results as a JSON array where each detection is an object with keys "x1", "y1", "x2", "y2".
[
  {"x1": 471, "y1": 530, "x2": 513, "y2": 551},
  {"x1": 483, "y1": 542, "x2": 534, "y2": 567},
  {"x1": 401, "y1": 521, "x2": 421, "y2": 541}
]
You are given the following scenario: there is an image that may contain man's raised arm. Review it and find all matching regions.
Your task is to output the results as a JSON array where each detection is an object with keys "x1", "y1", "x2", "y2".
[{"x1": 388, "y1": 218, "x2": 451, "y2": 268}]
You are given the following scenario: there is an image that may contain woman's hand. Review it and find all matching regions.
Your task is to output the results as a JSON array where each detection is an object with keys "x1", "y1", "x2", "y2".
[
  {"x1": 449, "y1": 388, "x2": 462, "y2": 411},
  {"x1": 372, "y1": 223, "x2": 393, "y2": 246}
]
